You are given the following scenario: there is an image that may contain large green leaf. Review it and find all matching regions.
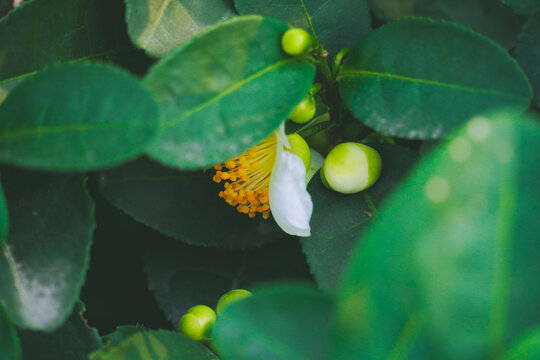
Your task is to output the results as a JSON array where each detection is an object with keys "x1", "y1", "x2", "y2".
[
  {"x1": 514, "y1": 12, "x2": 540, "y2": 108},
  {"x1": 0, "y1": 305, "x2": 20, "y2": 360},
  {"x1": 0, "y1": 0, "x2": 130, "y2": 102},
  {"x1": 0, "y1": 63, "x2": 159, "y2": 171},
  {"x1": 18, "y1": 302, "x2": 102, "y2": 360},
  {"x1": 0, "y1": 169, "x2": 95, "y2": 331},
  {"x1": 143, "y1": 15, "x2": 316, "y2": 169},
  {"x1": 338, "y1": 18, "x2": 531, "y2": 140},
  {"x1": 368, "y1": 0, "x2": 523, "y2": 49},
  {"x1": 145, "y1": 236, "x2": 312, "y2": 327},
  {"x1": 302, "y1": 145, "x2": 418, "y2": 292},
  {"x1": 502, "y1": 0, "x2": 540, "y2": 17},
  {"x1": 125, "y1": 0, "x2": 235, "y2": 57},
  {"x1": 332, "y1": 110, "x2": 540, "y2": 359},
  {"x1": 500, "y1": 327, "x2": 540, "y2": 360},
  {"x1": 89, "y1": 329, "x2": 218, "y2": 360},
  {"x1": 99, "y1": 157, "x2": 283, "y2": 248},
  {"x1": 234, "y1": 0, "x2": 371, "y2": 55},
  {"x1": 214, "y1": 282, "x2": 333, "y2": 360}
]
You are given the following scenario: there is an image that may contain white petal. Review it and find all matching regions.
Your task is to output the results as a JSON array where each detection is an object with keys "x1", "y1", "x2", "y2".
[
  {"x1": 269, "y1": 126, "x2": 313, "y2": 237},
  {"x1": 306, "y1": 148, "x2": 324, "y2": 184}
]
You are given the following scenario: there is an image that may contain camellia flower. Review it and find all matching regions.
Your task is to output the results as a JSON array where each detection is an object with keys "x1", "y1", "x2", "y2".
[{"x1": 212, "y1": 124, "x2": 315, "y2": 237}]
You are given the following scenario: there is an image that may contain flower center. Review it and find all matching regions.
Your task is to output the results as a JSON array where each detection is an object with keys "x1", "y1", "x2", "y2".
[{"x1": 212, "y1": 133, "x2": 278, "y2": 219}]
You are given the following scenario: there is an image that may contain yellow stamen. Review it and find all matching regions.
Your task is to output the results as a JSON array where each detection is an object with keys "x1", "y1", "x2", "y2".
[{"x1": 212, "y1": 133, "x2": 278, "y2": 219}]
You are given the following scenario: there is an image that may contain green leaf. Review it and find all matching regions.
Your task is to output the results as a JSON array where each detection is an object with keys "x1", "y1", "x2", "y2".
[
  {"x1": 214, "y1": 282, "x2": 333, "y2": 360},
  {"x1": 125, "y1": 0, "x2": 235, "y2": 57},
  {"x1": 368, "y1": 0, "x2": 523, "y2": 49},
  {"x1": 338, "y1": 18, "x2": 532, "y2": 140},
  {"x1": 103, "y1": 325, "x2": 147, "y2": 348},
  {"x1": 502, "y1": 0, "x2": 540, "y2": 17},
  {"x1": 18, "y1": 302, "x2": 102, "y2": 360},
  {"x1": 0, "y1": 183, "x2": 7, "y2": 244},
  {"x1": 0, "y1": 0, "x2": 130, "y2": 102},
  {"x1": 89, "y1": 329, "x2": 218, "y2": 360},
  {"x1": 234, "y1": 0, "x2": 371, "y2": 55},
  {"x1": 0, "y1": 168, "x2": 95, "y2": 331},
  {"x1": 99, "y1": 157, "x2": 283, "y2": 248},
  {"x1": 143, "y1": 15, "x2": 316, "y2": 169},
  {"x1": 145, "y1": 237, "x2": 312, "y2": 327},
  {"x1": 0, "y1": 305, "x2": 20, "y2": 360},
  {"x1": 514, "y1": 12, "x2": 540, "y2": 108},
  {"x1": 0, "y1": 63, "x2": 159, "y2": 171},
  {"x1": 500, "y1": 327, "x2": 540, "y2": 360},
  {"x1": 332, "y1": 110, "x2": 540, "y2": 359},
  {"x1": 301, "y1": 145, "x2": 418, "y2": 292}
]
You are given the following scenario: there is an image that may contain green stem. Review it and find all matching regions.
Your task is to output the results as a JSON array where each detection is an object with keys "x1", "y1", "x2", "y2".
[
  {"x1": 299, "y1": 0, "x2": 319, "y2": 45},
  {"x1": 363, "y1": 193, "x2": 378, "y2": 216}
]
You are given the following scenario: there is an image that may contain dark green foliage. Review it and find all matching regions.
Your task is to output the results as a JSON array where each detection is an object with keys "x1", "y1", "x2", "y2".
[{"x1": 514, "y1": 12, "x2": 540, "y2": 108}]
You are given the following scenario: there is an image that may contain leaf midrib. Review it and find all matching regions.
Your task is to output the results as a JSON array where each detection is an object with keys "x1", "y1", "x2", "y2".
[
  {"x1": 338, "y1": 70, "x2": 526, "y2": 99},
  {"x1": 162, "y1": 58, "x2": 297, "y2": 129}
]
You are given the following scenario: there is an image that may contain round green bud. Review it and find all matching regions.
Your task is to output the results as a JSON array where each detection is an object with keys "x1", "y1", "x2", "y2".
[
  {"x1": 178, "y1": 305, "x2": 216, "y2": 341},
  {"x1": 281, "y1": 28, "x2": 313, "y2": 56},
  {"x1": 289, "y1": 95, "x2": 316, "y2": 124},
  {"x1": 217, "y1": 289, "x2": 252, "y2": 316},
  {"x1": 287, "y1": 134, "x2": 311, "y2": 172},
  {"x1": 321, "y1": 142, "x2": 382, "y2": 194}
]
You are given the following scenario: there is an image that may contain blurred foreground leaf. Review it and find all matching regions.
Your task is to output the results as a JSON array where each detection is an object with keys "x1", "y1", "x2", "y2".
[
  {"x1": 0, "y1": 305, "x2": 20, "y2": 360},
  {"x1": 332, "y1": 110, "x2": 540, "y2": 359}
]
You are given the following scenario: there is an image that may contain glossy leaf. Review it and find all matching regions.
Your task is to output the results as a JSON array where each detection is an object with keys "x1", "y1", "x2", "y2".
[
  {"x1": 502, "y1": 0, "x2": 540, "y2": 17},
  {"x1": 89, "y1": 329, "x2": 218, "y2": 360},
  {"x1": 514, "y1": 12, "x2": 540, "y2": 108},
  {"x1": 0, "y1": 305, "x2": 20, "y2": 360},
  {"x1": 214, "y1": 282, "x2": 333, "y2": 360},
  {"x1": 144, "y1": 15, "x2": 316, "y2": 169},
  {"x1": 368, "y1": 0, "x2": 523, "y2": 49},
  {"x1": 0, "y1": 63, "x2": 159, "y2": 171},
  {"x1": 0, "y1": 169, "x2": 95, "y2": 331},
  {"x1": 501, "y1": 327, "x2": 540, "y2": 360},
  {"x1": 234, "y1": 0, "x2": 370, "y2": 55},
  {"x1": 0, "y1": 0, "x2": 130, "y2": 101},
  {"x1": 302, "y1": 145, "x2": 418, "y2": 292},
  {"x1": 145, "y1": 237, "x2": 312, "y2": 327},
  {"x1": 125, "y1": 0, "x2": 235, "y2": 57},
  {"x1": 18, "y1": 302, "x2": 102, "y2": 360},
  {"x1": 339, "y1": 18, "x2": 531, "y2": 140},
  {"x1": 332, "y1": 110, "x2": 540, "y2": 359},
  {"x1": 99, "y1": 157, "x2": 283, "y2": 248}
]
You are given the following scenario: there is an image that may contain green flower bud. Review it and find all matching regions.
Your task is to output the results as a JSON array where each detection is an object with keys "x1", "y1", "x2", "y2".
[
  {"x1": 321, "y1": 142, "x2": 382, "y2": 194},
  {"x1": 178, "y1": 305, "x2": 216, "y2": 341},
  {"x1": 287, "y1": 133, "x2": 311, "y2": 172},
  {"x1": 289, "y1": 95, "x2": 316, "y2": 124},
  {"x1": 281, "y1": 28, "x2": 313, "y2": 56},
  {"x1": 216, "y1": 289, "x2": 252, "y2": 316}
]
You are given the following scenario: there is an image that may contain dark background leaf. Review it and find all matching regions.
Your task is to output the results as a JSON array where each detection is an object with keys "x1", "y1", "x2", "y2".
[
  {"x1": 99, "y1": 157, "x2": 284, "y2": 248},
  {"x1": 145, "y1": 235, "x2": 312, "y2": 327},
  {"x1": 502, "y1": 0, "x2": 540, "y2": 17},
  {"x1": 0, "y1": 305, "x2": 20, "y2": 360},
  {"x1": 18, "y1": 302, "x2": 102, "y2": 360},
  {"x1": 234, "y1": 0, "x2": 371, "y2": 55},
  {"x1": 514, "y1": 11, "x2": 540, "y2": 108},
  {"x1": 302, "y1": 144, "x2": 418, "y2": 292},
  {"x1": 0, "y1": 168, "x2": 95, "y2": 331}
]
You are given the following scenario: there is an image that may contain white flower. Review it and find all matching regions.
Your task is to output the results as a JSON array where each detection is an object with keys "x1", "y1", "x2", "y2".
[{"x1": 212, "y1": 123, "x2": 321, "y2": 237}]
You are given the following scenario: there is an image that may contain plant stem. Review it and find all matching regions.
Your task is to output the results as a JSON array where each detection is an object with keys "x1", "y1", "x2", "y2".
[
  {"x1": 363, "y1": 193, "x2": 379, "y2": 216},
  {"x1": 298, "y1": 120, "x2": 335, "y2": 138}
]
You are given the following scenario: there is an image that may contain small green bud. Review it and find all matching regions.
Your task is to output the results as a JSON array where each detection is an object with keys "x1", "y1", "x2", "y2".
[
  {"x1": 178, "y1": 305, "x2": 216, "y2": 341},
  {"x1": 289, "y1": 95, "x2": 316, "y2": 124},
  {"x1": 281, "y1": 28, "x2": 313, "y2": 56},
  {"x1": 321, "y1": 142, "x2": 382, "y2": 194},
  {"x1": 216, "y1": 289, "x2": 252, "y2": 316},
  {"x1": 287, "y1": 133, "x2": 311, "y2": 172}
]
